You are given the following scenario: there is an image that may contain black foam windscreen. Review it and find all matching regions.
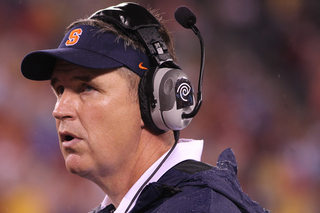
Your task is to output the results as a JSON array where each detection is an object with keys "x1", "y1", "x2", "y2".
[{"x1": 174, "y1": 6, "x2": 197, "y2": 29}]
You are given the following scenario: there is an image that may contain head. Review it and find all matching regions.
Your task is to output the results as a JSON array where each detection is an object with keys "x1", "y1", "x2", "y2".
[{"x1": 21, "y1": 3, "x2": 180, "y2": 181}]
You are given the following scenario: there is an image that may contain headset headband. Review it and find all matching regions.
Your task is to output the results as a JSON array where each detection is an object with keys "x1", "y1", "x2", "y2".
[
  {"x1": 89, "y1": 3, "x2": 160, "y2": 31},
  {"x1": 89, "y1": 2, "x2": 172, "y2": 65}
]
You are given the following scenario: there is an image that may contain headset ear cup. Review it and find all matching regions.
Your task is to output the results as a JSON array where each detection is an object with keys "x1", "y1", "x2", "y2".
[{"x1": 139, "y1": 68, "x2": 166, "y2": 134}]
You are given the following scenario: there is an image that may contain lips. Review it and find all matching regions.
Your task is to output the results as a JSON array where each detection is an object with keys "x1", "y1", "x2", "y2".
[{"x1": 59, "y1": 131, "x2": 81, "y2": 148}]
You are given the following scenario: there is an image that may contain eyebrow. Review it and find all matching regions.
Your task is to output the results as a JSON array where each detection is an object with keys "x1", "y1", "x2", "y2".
[{"x1": 50, "y1": 74, "x2": 95, "y2": 88}]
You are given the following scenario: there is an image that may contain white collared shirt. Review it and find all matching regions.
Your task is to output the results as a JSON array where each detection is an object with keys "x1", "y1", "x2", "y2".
[{"x1": 100, "y1": 138, "x2": 204, "y2": 213}]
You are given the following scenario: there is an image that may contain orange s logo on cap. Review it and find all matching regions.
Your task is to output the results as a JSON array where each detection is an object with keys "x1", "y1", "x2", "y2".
[
  {"x1": 139, "y1": 62, "x2": 148, "y2": 70},
  {"x1": 66, "y1": 28, "x2": 83, "y2": 46}
]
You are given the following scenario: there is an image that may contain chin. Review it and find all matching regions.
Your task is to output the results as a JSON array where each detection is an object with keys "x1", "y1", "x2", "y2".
[
  {"x1": 64, "y1": 154, "x2": 92, "y2": 177},
  {"x1": 68, "y1": 168, "x2": 91, "y2": 178}
]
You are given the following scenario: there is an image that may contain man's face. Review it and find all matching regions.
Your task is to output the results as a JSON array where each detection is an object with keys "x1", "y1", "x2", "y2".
[{"x1": 51, "y1": 60, "x2": 143, "y2": 180}]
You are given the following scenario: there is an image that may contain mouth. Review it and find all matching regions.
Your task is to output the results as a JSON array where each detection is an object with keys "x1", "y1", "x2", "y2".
[
  {"x1": 59, "y1": 132, "x2": 80, "y2": 148},
  {"x1": 64, "y1": 135, "x2": 74, "y2": 142}
]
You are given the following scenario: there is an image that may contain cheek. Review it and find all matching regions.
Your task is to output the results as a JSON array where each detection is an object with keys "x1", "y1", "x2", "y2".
[
  {"x1": 80, "y1": 100, "x2": 142, "y2": 169},
  {"x1": 102, "y1": 102, "x2": 141, "y2": 135},
  {"x1": 81, "y1": 97, "x2": 142, "y2": 145}
]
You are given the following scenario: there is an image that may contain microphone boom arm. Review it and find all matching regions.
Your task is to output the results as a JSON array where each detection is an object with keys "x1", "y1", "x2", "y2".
[{"x1": 182, "y1": 24, "x2": 205, "y2": 119}]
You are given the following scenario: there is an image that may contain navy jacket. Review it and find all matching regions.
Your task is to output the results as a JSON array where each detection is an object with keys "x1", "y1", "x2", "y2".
[{"x1": 93, "y1": 148, "x2": 270, "y2": 213}]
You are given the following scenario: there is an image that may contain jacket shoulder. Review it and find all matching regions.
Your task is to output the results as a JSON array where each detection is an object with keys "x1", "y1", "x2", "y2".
[
  {"x1": 131, "y1": 148, "x2": 270, "y2": 213},
  {"x1": 172, "y1": 159, "x2": 213, "y2": 174}
]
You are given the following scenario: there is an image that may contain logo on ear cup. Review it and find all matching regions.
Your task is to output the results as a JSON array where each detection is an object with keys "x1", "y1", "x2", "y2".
[
  {"x1": 177, "y1": 82, "x2": 191, "y2": 102},
  {"x1": 176, "y1": 78, "x2": 193, "y2": 109}
]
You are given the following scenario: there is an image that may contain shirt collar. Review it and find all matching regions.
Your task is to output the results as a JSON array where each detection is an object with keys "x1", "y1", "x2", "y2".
[{"x1": 101, "y1": 138, "x2": 204, "y2": 213}]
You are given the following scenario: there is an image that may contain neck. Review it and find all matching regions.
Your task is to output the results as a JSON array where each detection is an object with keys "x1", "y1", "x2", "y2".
[{"x1": 91, "y1": 130, "x2": 175, "y2": 208}]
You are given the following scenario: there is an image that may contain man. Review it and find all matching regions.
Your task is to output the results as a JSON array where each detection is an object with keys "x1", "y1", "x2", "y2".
[{"x1": 21, "y1": 2, "x2": 269, "y2": 213}]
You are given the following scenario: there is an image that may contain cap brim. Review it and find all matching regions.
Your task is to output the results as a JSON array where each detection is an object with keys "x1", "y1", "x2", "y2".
[
  {"x1": 21, "y1": 48, "x2": 124, "y2": 81},
  {"x1": 21, "y1": 25, "x2": 150, "y2": 80}
]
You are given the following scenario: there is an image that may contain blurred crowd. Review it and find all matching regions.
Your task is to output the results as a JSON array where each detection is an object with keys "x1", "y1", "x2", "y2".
[{"x1": 0, "y1": 0, "x2": 320, "y2": 212}]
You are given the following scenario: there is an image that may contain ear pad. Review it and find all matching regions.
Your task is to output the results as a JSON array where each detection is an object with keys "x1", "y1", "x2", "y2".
[{"x1": 139, "y1": 66, "x2": 166, "y2": 134}]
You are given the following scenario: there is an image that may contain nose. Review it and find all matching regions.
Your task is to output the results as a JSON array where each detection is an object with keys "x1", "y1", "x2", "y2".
[{"x1": 52, "y1": 91, "x2": 77, "y2": 121}]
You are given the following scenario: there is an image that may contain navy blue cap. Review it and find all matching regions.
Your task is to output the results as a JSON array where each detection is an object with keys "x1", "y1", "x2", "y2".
[{"x1": 21, "y1": 25, "x2": 150, "y2": 80}]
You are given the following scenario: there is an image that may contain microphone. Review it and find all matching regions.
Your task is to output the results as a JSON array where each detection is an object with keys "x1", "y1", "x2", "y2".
[
  {"x1": 174, "y1": 6, "x2": 196, "y2": 29},
  {"x1": 174, "y1": 6, "x2": 205, "y2": 119}
]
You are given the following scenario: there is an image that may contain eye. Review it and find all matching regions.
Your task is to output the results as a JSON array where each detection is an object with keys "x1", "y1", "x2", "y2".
[{"x1": 83, "y1": 84, "x2": 94, "y2": 92}]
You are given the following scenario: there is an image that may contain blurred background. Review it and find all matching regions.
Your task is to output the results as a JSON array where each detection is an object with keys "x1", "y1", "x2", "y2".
[{"x1": 0, "y1": 0, "x2": 320, "y2": 212}]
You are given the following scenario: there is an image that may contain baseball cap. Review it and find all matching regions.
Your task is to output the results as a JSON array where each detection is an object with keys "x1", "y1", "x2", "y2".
[{"x1": 21, "y1": 25, "x2": 150, "y2": 80}]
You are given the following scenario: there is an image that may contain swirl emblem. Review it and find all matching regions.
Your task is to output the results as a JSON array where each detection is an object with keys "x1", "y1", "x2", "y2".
[
  {"x1": 175, "y1": 78, "x2": 193, "y2": 109},
  {"x1": 177, "y1": 83, "x2": 191, "y2": 102}
]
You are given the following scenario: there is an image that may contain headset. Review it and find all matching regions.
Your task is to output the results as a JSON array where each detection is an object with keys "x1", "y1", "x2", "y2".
[{"x1": 89, "y1": 2, "x2": 204, "y2": 135}]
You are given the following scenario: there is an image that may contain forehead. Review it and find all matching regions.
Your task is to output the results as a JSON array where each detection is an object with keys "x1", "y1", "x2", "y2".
[
  {"x1": 51, "y1": 60, "x2": 114, "y2": 85},
  {"x1": 53, "y1": 59, "x2": 79, "y2": 71}
]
